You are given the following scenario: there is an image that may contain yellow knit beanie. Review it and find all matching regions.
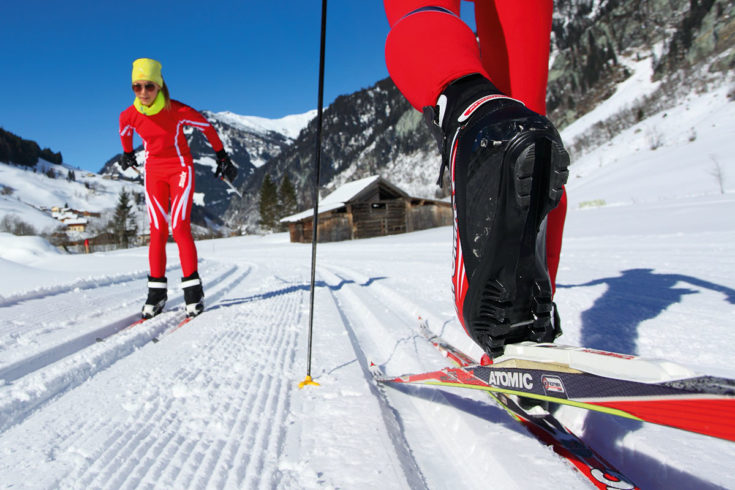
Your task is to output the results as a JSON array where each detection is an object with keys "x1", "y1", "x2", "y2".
[{"x1": 131, "y1": 58, "x2": 163, "y2": 86}]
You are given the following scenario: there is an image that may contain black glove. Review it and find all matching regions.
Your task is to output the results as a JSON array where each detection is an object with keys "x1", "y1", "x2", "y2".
[
  {"x1": 214, "y1": 149, "x2": 237, "y2": 182},
  {"x1": 120, "y1": 151, "x2": 138, "y2": 171}
]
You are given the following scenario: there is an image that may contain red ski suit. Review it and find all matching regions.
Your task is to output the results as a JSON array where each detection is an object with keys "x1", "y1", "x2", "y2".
[
  {"x1": 384, "y1": 0, "x2": 567, "y2": 292},
  {"x1": 119, "y1": 100, "x2": 224, "y2": 278}
]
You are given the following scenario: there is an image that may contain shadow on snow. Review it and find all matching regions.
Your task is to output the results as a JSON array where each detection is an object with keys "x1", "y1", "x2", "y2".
[{"x1": 557, "y1": 268, "x2": 735, "y2": 356}]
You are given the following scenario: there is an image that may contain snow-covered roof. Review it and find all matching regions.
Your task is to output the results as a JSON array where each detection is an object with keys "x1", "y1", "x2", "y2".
[
  {"x1": 63, "y1": 218, "x2": 88, "y2": 226},
  {"x1": 280, "y1": 175, "x2": 407, "y2": 223}
]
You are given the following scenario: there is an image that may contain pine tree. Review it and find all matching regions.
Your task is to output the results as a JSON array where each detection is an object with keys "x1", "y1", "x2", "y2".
[
  {"x1": 278, "y1": 174, "x2": 298, "y2": 222},
  {"x1": 110, "y1": 188, "x2": 138, "y2": 248},
  {"x1": 259, "y1": 174, "x2": 279, "y2": 231}
]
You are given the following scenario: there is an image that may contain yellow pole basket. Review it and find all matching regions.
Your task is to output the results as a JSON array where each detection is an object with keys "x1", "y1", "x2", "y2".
[{"x1": 298, "y1": 375, "x2": 320, "y2": 389}]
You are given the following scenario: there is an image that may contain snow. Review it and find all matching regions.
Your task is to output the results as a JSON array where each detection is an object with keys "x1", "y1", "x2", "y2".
[
  {"x1": 1, "y1": 79, "x2": 735, "y2": 488},
  {"x1": 0, "y1": 159, "x2": 144, "y2": 234},
  {"x1": 0, "y1": 233, "x2": 60, "y2": 264},
  {"x1": 562, "y1": 54, "x2": 662, "y2": 143},
  {"x1": 211, "y1": 109, "x2": 318, "y2": 140}
]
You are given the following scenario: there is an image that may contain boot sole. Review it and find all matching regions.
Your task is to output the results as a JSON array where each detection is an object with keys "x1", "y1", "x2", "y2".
[{"x1": 461, "y1": 125, "x2": 569, "y2": 357}]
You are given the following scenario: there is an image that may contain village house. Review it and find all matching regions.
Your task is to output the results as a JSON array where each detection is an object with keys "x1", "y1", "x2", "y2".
[
  {"x1": 50, "y1": 205, "x2": 99, "y2": 233},
  {"x1": 280, "y1": 175, "x2": 452, "y2": 243},
  {"x1": 63, "y1": 217, "x2": 88, "y2": 233}
]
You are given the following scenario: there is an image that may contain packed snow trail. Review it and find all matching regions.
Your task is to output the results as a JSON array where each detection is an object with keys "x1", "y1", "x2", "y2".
[
  {"x1": 0, "y1": 257, "x2": 307, "y2": 488},
  {"x1": 315, "y1": 264, "x2": 591, "y2": 489},
  {"x1": 1, "y1": 194, "x2": 734, "y2": 489},
  {"x1": 0, "y1": 239, "x2": 592, "y2": 489},
  {"x1": 0, "y1": 262, "x2": 240, "y2": 383}
]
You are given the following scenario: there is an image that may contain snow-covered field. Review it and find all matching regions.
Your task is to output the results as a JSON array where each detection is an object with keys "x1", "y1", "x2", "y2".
[{"x1": 1, "y1": 67, "x2": 734, "y2": 487}]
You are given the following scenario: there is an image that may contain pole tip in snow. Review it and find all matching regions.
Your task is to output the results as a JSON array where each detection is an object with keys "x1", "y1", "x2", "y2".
[{"x1": 298, "y1": 375, "x2": 320, "y2": 389}]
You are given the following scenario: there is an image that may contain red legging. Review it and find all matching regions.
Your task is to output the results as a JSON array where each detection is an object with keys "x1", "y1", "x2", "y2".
[
  {"x1": 145, "y1": 162, "x2": 197, "y2": 278},
  {"x1": 384, "y1": 0, "x2": 567, "y2": 293}
]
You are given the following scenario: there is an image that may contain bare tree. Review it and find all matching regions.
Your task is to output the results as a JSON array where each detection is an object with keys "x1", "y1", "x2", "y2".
[{"x1": 709, "y1": 154, "x2": 726, "y2": 194}]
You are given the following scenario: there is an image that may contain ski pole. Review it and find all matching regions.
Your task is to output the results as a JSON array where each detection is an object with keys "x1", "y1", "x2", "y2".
[
  {"x1": 299, "y1": 0, "x2": 327, "y2": 390},
  {"x1": 220, "y1": 177, "x2": 243, "y2": 198},
  {"x1": 116, "y1": 161, "x2": 143, "y2": 177},
  {"x1": 219, "y1": 159, "x2": 243, "y2": 197}
]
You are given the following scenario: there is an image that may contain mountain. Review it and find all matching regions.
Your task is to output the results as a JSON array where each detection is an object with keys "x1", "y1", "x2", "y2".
[
  {"x1": 90, "y1": 1, "x2": 733, "y2": 233},
  {"x1": 225, "y1": 0, "x2": 734, "y2": 231},
  {"x1": 548, "y1": 0, "x2": 734, "y2": 128},
  {"x1": 0, "y1": 157, "x2": 146, "y2": 245},
  {"x1": 224, "y1": 78, "x2": 443, "y2": 231},
  {"x1": 0, "y1": 127, "x2": 63, "y2": 168}
]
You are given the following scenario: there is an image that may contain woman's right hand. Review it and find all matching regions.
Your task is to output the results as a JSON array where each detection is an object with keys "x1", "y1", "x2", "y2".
[{"x1": 120, "y1": 151, "x2": 138, "y2": 170}]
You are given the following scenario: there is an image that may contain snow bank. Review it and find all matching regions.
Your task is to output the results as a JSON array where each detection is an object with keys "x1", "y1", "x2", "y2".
[{"x1": 0, "y1": 232, "x2": 59, "y2": 264}]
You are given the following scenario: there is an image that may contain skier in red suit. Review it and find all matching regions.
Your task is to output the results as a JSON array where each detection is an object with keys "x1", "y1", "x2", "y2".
[
  {"x1": 384, "y1": 1, "x2": 570, "y2": 358},
  {"x1": 119, "y1": 58, "x2": 237, "y2": 319}
]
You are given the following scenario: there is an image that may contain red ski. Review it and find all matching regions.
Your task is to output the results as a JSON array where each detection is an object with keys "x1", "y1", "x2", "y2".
[
  {"x1": 379, "y1": 319, "x2": 735, "y2": 443},
  {"x1": 151, "y1": 315, "x2": 193, "y2": 343},
  {"x1": 377, "y1": 318, "x2": 640, "y2": 489}
]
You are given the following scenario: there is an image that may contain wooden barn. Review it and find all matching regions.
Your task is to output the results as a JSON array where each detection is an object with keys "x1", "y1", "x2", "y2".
[{"x1": 281, "y1": 176, "x2": 452, "y2": 243}]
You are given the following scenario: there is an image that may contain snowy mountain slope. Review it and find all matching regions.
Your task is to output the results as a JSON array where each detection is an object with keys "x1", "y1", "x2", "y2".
[
  {"x1": 211, "y1": 109, "x2": 318, "y2": 142},
  {"x1": 0, "y1": 159, "x2": 144, "y2": 234},
  {"x1": 223, "y1": 78, "x2": 445, "y2": 232},
  {"x1": 562, "y1": 56, "x2": 735, "y2": 207}
]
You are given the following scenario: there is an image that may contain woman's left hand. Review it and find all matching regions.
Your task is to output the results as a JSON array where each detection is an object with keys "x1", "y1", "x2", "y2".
[{"x1": 214, "y1": 150, "x2": 238, "y2": 182}]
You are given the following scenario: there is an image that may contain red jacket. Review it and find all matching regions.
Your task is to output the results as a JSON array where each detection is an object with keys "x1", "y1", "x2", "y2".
[{"x1": 119, "y1": 99, "x2": 224, "y2": 167}]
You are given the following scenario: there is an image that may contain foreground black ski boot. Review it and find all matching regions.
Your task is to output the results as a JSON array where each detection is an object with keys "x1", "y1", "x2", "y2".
[
  {"x1": 425, "y1": 74, "x2": 569, "y2": 358},
  {"x1": 181, "y1": 271, "x2": 204, "y2": 318},
  {"x1": 142, "y1": 276, "x2": 167, "y2": 319}
]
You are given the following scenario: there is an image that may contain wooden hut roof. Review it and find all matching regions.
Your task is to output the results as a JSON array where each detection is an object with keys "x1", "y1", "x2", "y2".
[{"x1": 280, "y1": 175, "x2": 409, "y2": 224}]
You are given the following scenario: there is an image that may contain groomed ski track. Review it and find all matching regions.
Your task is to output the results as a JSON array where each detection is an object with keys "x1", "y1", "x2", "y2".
[{"x1": 1, "y1": 224, "x2": 734, "y2": 488}]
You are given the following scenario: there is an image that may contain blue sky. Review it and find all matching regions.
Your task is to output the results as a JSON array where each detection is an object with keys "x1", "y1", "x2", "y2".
[{"x1": 0, "y1": 1, "x2": 474, "y2": 173}]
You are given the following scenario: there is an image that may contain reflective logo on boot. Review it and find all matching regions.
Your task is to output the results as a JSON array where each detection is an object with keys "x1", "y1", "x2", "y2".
[{"x1": 458, "y1": 94, "x2": 518, "y2": 123}]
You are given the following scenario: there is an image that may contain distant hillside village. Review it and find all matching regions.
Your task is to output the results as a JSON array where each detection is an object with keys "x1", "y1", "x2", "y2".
[{"x1": 49, "y1": 206, "x2": 100, "y2": 233}]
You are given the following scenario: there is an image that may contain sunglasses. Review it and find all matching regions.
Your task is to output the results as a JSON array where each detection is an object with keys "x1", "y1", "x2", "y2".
[{"x1": 132, "y1": 82, "x2": 158, "y2": 93}]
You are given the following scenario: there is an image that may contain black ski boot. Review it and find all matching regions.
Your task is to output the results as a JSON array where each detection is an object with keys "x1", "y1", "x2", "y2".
[
  {"x1": 181, "y1": 271, "x2": 204, "y2": 318},
  {"x1": 424, "y1": 74, "x2": 569, "y2": 358},
  {"x1": 142, "y1": 276, "x2": 167, "y2": 319}
]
